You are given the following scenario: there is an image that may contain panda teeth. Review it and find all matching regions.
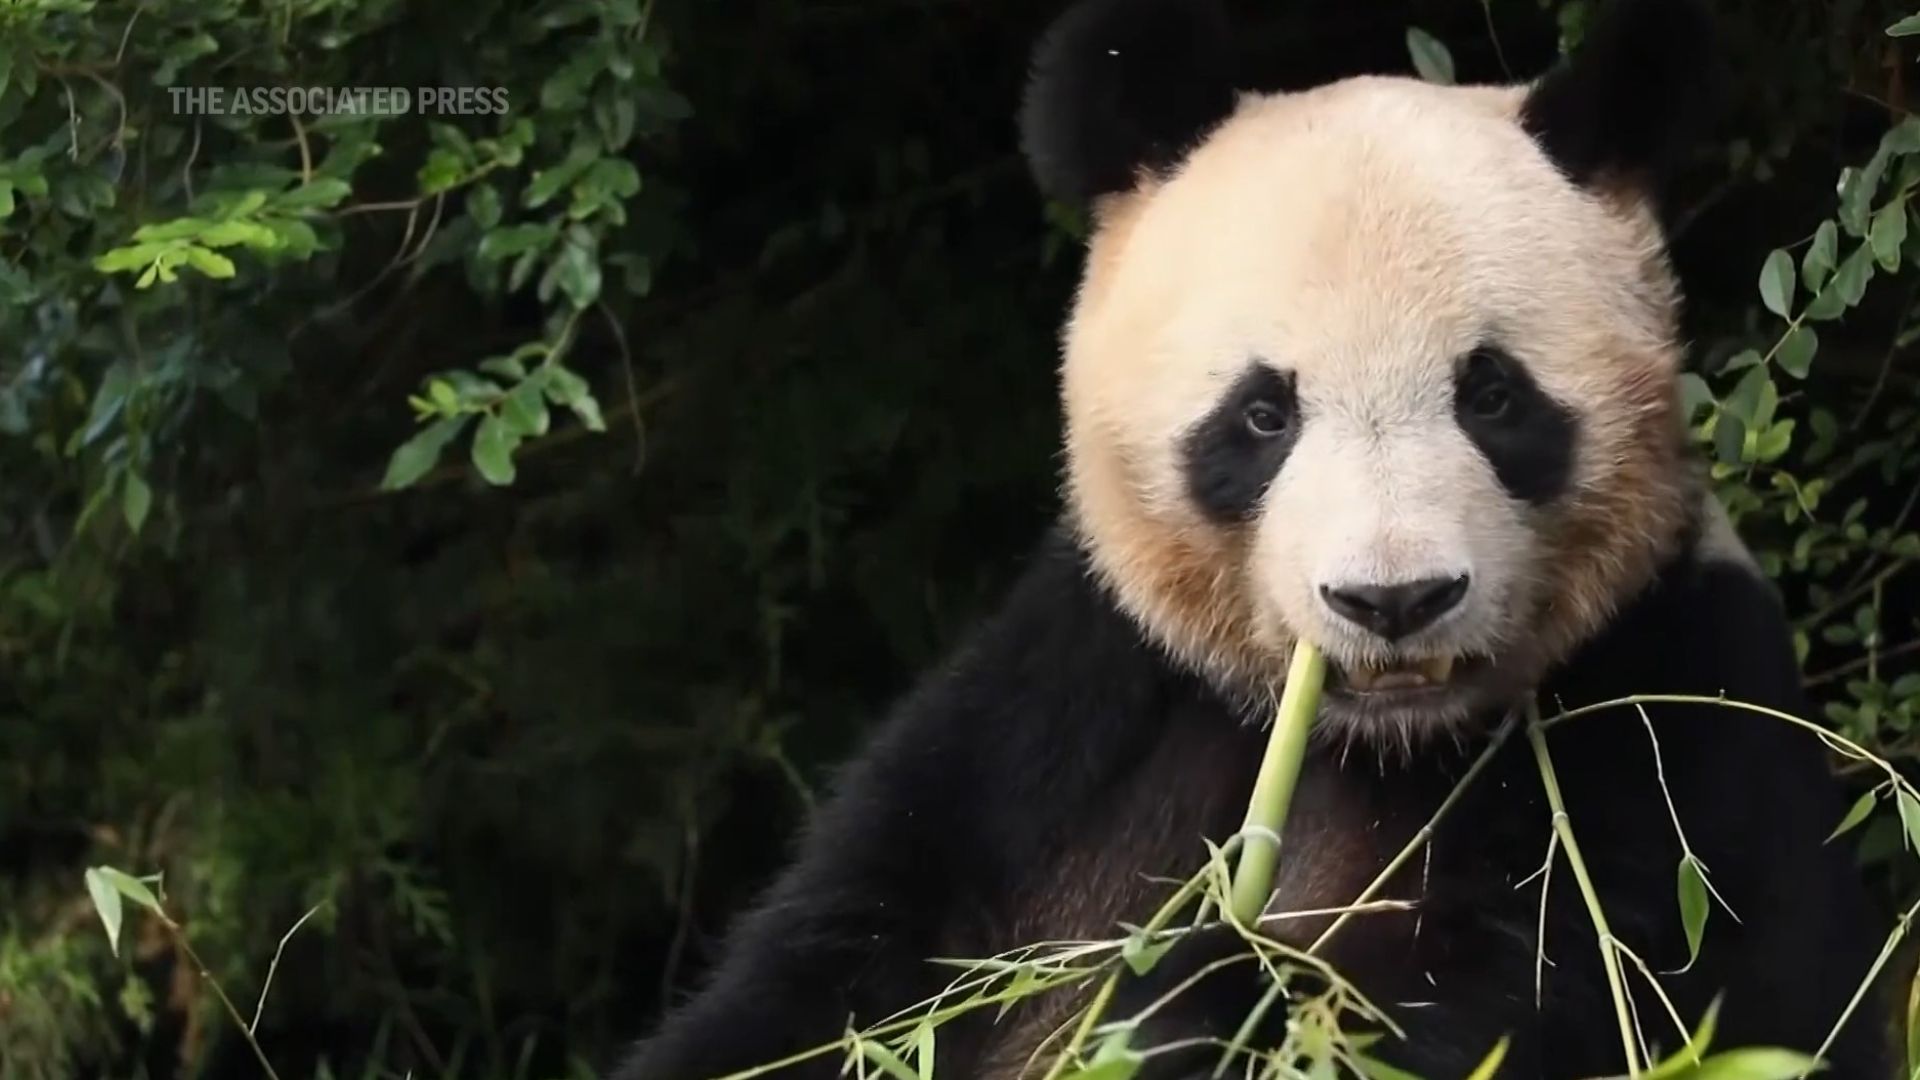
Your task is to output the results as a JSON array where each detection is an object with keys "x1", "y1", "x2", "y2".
[{"x1": 1342, "y1": 656, "x2": 1456, "y2": 693}]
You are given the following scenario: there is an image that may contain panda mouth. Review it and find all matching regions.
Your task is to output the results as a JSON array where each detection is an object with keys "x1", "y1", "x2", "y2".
[{"x1": 1330, "y1": 655, "x2": 1482, "y2": 695}]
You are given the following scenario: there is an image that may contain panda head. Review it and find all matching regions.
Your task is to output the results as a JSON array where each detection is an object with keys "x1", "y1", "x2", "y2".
[{"x1": 1023, "y1": 0, "x2": 1719, "y2": 736}]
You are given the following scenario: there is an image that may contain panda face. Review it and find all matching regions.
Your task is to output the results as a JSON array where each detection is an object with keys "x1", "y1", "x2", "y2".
[{"x1": 1058, "y1": 77, "x2": 1693, "y2": 735}]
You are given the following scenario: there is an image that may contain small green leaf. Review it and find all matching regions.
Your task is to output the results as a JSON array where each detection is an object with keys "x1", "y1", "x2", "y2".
[
  {"x1": 84, "y1": 868, "x2": 124, "y2": 957},
  {"x1": 1062, "y1": 1032, "x2": 1144, "y2": 1080},
  {"x1": 1463, "y1": 1039, "x2": 1509, "y2": 1080},
  {"x1": 1714, "y1": 413, "x2": 1748, "y2": 466},
  {"x1": 1835, "y1": 244, "x2": 1877, "y2": 306},
  {"x1": 914, "y1": 1024, "x2": 936, "y2": 1080},
  {"x1": 1829, "y1": 790, "x2": 1879, "y2": 843},
  {"x1": 97, "y1": 866, "x2": 163, "y2": 912},
  {"x1": 1889, "y1": 12, "x2": 1920, "y2": 36},
  {"x1": 1755, "y1": 419, "x2": 1794, "y2": 463},
  {"x1": 1677, "y1": 857, "x2": 1709, "y2": 968},
  {"x1": 477, "y1": 223, "x2": 555, "y2": 262},
  {"x1": 123, "y1": 472, "x2": 152, "y2": 535},
  {"x1": 857, "y1": 1041, "x2": 919, "y2": 1080},
  {"x1": 1121, "y1": 932, "x2": 1174, "y2": 976},
  {"x1": 545, "y1": 365, "x2": 607, "y2": 431},
  {"x1": 468, "y1": 184, "x2": 502, "y2": 229},
  {"x1": 381, "y1": 415, "x2": 471, "y2": 491},
  {"x1": 274, "y1": 178, "x2": 352, "y2": 211},
  {"x1": 1722, "y1": 366, "x2": 1771, "y2": 425},
  {"x1": 1758, "y1": 249, "x2": 1795, "y2": 317},
  {"x1": 1679, "y1": 373, "x2": 1715, "y2": 421},
  {"x1": 1872, "y1": 202, "x2": 1910, "y2": 272},
  {"x1": 1645, "y1": 998, "x2": 1721, "y2": 1080},
  {"x1": 1684, "y1": 1048, "x2": 1823, "y2": 1080},
  {"x1": 1354, "y1": 1058, "x2": 1424, "y2": 1080},
  {"x1": 1898, "y1": 789, "x2": 1920, "y2": 852},
  {"x1": 500, "y1": 382, "x2": 551, "y2": 438},
  {"x1": 1803, "y1": 221, "x2": 1839, "y2": 291},
  {"x1": 182, "y1": 246, "x2": 237, "y2": 279},
  {"x1": 471, "y1": 414, "x2": 519, "y2": 485},
  {"x1": 1405, "y1": 27, "x2": 1455, "y2": 85},
  {"x1": 1775, "y1": 325, "x2": 1817, "y2": 380}
]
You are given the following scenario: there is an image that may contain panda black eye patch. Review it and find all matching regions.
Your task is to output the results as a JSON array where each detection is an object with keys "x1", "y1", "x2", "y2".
[
  {"x1": 1452, "y1": 346, "x2": 1578, "y2": 505},
  {"x1": 1182, "y1": 363, "x2": 1300, "y2": 523}
]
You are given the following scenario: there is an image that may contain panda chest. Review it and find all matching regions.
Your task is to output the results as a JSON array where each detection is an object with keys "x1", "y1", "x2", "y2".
[{"x1": 998, "y1": 717, "x2": 1440, "y2": 952}]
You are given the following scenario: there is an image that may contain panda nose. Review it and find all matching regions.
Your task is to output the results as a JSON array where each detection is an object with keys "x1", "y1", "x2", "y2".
[{"x1": 1319, "y1": 575, "x2": 1470, "y2": 641}]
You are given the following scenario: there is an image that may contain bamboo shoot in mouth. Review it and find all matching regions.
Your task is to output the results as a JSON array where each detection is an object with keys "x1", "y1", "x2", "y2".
[{"x1": 1227, "y1": 640, "x2": 1326, "y2": 926}]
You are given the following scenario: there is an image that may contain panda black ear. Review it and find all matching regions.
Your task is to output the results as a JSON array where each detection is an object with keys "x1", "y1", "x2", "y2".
[
  {"x1": 1019, "y1": 0, "x2": 1239, "y2": 204},
  {"x1": 1520, "y1": 0, "x2": 1723, "y2": 194}
]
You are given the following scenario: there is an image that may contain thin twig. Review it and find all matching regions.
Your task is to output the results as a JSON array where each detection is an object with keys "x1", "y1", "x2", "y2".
[
  {"x1": 1526, "y1": 704, "x2": 1642, "y2": 1077},
  {"x1": 1805, "y1": 637, "x2": 1920, "y2": 688},
  {"x1": 1308, "y1": 712, "x2": 1519, "y2": 955},
  {"x1": 250, "y1": 903, "x2": 325, "y2": 1034}
]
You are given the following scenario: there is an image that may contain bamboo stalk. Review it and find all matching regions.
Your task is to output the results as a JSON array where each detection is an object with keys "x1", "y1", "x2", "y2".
[{"x1": 1227, "y1": 640, "x2": 1327, "y2": 926}]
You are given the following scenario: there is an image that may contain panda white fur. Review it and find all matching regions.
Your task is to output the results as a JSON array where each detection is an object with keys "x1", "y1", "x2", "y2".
[{"x1": 615, "y1": 0, "x2": 1890, "y2": 1075}]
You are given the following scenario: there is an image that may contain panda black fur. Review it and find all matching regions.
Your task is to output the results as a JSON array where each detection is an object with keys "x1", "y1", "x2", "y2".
[{"x1": 613, "y1": 0, "x2": 1890, "y2": 1076}]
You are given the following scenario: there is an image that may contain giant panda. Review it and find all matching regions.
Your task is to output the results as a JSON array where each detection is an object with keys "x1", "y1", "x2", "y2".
[{"x1": 615, "y1": 0, "x2": 1890, "y2": 1075}]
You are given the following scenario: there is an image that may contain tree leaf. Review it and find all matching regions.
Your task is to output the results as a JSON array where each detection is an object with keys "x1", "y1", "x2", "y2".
[
  {"x1": 182, "y1": 246, "x2": 237, "y2": 279},
  {"x1": 1871, "y1": 202, "x2": 1910, "y2": 272},
  {"x1": 471, "y1": 414, "x2": 519, "y2": 486},
  {"x1": 1834, "y1": 244, "x2": 1877, "y2": 306},
  {"x1": 1828, "y1": 790, "x2": 1878, "y2": 843},
  {"x1": 500, "y1": 381, "x2": 551, "y2": 438},
  {"x1": 1803, "y1": 220, "x2": 1839, "y2": 291},
  {"x1": 1679, "y1": 373, "x2": 1715, "y2": 421},
  {"x1": 1758, "y1": 249, "x2": 1795, "y2": 317},
  {"x1": 1677, "y1": 857, "x2": 1709, "y2": 968},
  {"x1": 1890, "y1": 13, "x2": 1920, "y2": 36},
  {"x1": 1722, "y1": 365, "x2": 1771, "y2": 425},
  {"x1": 1405, "y1": 27, "x2": 1455, "y2": 85},
  {"x1": 1713, "y1": 413, "x2": 1747, "y2": 466},
  {"x1": 1774, "y1": 325, "x2": 1817, "y2": 380},
  {"x1": 274, "y1": 178, "x2": 352, "y2": 211},
  {"x1": 84, "y1": 867, "x2": 124, "y2": 957},
  {"x1": 380, "y1": 415, "x2": 471, "y2": 491},
  {"x1": 123, "y1": 472, "x2": 152, "y2": 535}
]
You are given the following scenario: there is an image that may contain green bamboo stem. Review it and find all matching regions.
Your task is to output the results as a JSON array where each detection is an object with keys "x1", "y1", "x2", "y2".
[
  {"x1": 1228, "y1": 640, "x2": 1327, "y2": 927},
  {"x1": 1525, "y1": 707, "x2": 1643, "y2": 1078}
]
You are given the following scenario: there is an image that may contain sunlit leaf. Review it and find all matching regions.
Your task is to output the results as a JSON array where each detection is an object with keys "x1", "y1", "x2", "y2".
[{"x1": 84, "y1": 868, "x2": 124, "y2": 957}]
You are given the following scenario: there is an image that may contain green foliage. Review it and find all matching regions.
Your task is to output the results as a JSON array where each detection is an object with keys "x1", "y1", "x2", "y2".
[{"x1": 1, "y1": 0, "x2": 1058, "y2": 1076}]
